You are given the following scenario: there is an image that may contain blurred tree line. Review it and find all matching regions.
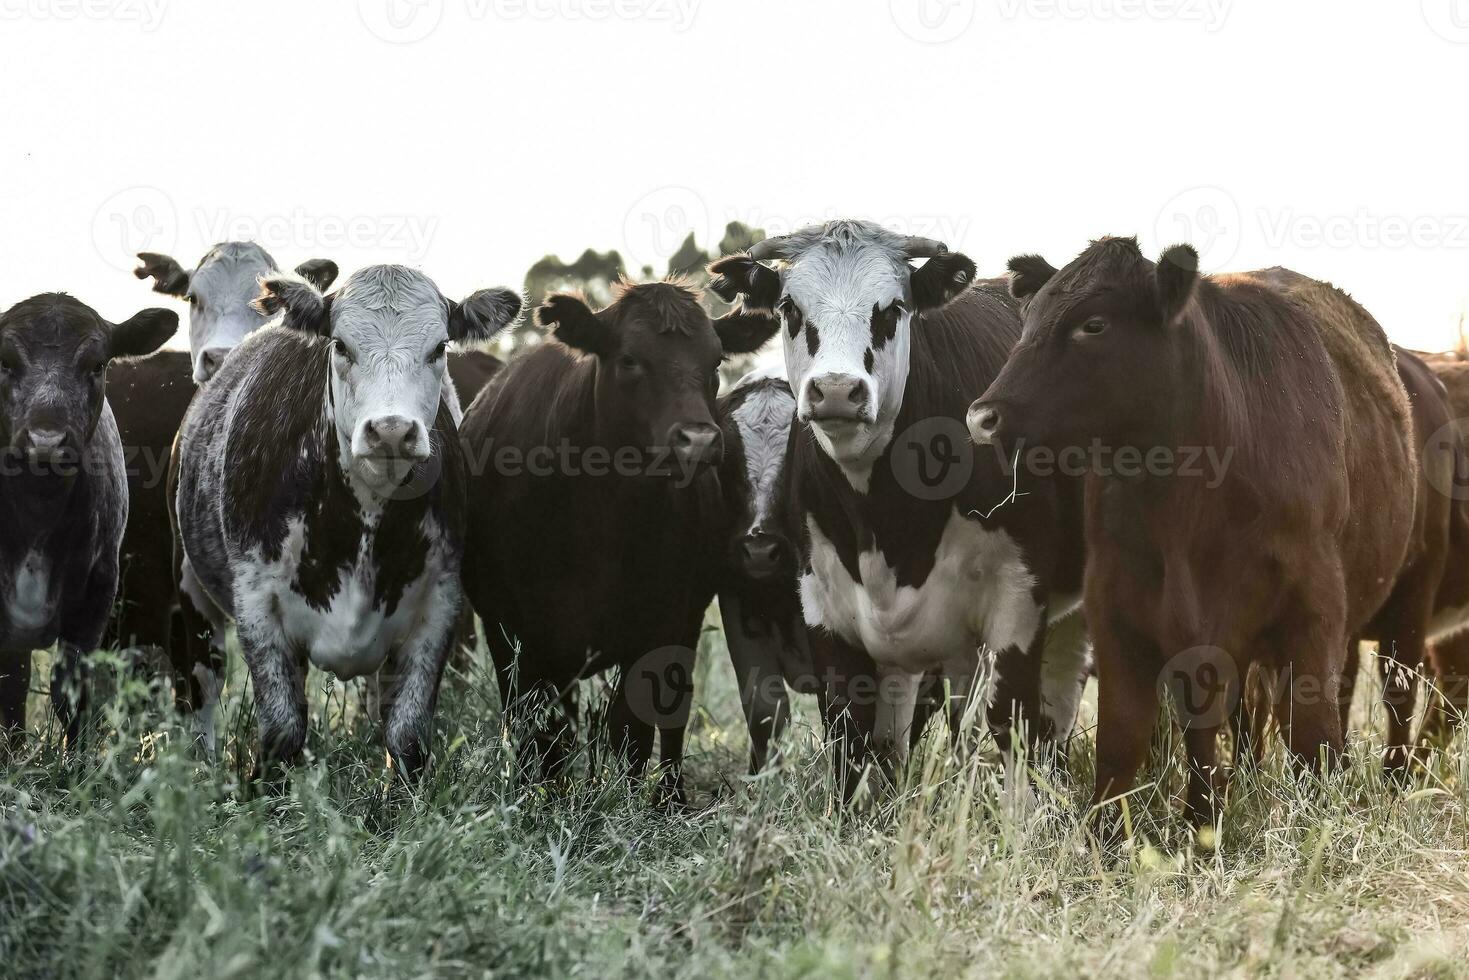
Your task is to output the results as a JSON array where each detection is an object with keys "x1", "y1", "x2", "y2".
[{"x1": 494, "y1": 221, "x2": 770, "y2": 387}]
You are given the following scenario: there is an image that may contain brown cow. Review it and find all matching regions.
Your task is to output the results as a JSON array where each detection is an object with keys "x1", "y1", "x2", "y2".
[{"x1": 968, "y1": 238, "x2": 1416, "y2": 832}]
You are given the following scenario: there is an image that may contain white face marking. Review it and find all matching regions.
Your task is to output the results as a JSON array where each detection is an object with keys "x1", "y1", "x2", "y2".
[
  {"x1": 187, "y1": 242, "x2": 277, "y2": 382},
  {"x1": 730, "y1": 376, "x2": 795, "y2": 536},
  {"x1": 6, "y1": 549, "x2": 54, "y2": 633},
  {"x1": 327, "y1": 266, "x2": 452, "y2": 490},
  {"x1": 230, "y1": 514, "x2": 455, "y2": 682},
  {"x1": 775, "y1": 222, "x2": 917, "y2": 482},
  {"x1": 800, "y1": 508, "x2": 1042, "y2": 674}
]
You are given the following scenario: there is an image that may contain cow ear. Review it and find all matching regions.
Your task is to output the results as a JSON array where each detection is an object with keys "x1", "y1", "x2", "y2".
[
  {"x1": 713, "y1": 308, "x2": 782, "y2": 356},
  {"x1": 1007, "y1": 254, "x2": 1059, "y2": 303},
  {"x1": 1155, "y1": 244, "x2": 1200, "y2": 325},
  {"x1": 253, "y1": 274, "x2": 330, "y2": 336},
  {"x1": 134, "y1": 252, "x2": 191, "y2": 298},
  {"x1": 707, "y1": 255, "x2": 782, "y2": 311},
  {"x1": 538, "y1": 293, "x2": 608, "y2": 356},
  {"x1": 109, "y1": 307, "x2": 177, "y2": 359},
  {"x1": 294, "y1": 258, "x2": 339, "y2": 292},
  {"x1": 449, "y1": 287, "x2": 522, "y2": 343},
  {"x1": 910, "y1": 252, "x2": 976, "y2": 311}
]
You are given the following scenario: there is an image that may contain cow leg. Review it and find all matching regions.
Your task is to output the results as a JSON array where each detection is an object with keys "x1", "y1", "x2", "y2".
[
  {"x1": 809, "y1": 630, "x2": 878, "y2": 802},
  {"x1": 872, "y1": 665, "x2": 921, "y2": 780},
  {"x1": 1424, "y1": 632, "x2": 1469, "y2": 743},
  {"x1": 238, "y1": 620, "x2": 307, "y2": 784},
  {"x1": 719, "y1": 592, "x2": 794, "y2": 773},
  {"x1": 0, "y1": 650, "x2": 31, "y2": 754},
  {"x1": 1037, "y1": 609, "x2": 1092, "y2": 759},
  {"x1": 381, "y1": 618, "x2": 455, "y2": 785},
  {"x1": 603, "y1": 670, "x2": 656, "y2": 782},
  {"x1": 1090, "y1": 620, "x2": 1160, "y2": 842},
  {"x1": 54, "y1": 561, "x2": 119, "y2": 751},
  {"x1": 177, "y1": 556, "x2": 229, "y2": 756},
  {"x1": 1270, "y1": 614, "x2": 1346, "y2": 775},
  {"x1": 987, "y1": 640, "x2": 1043, "y2": 763}
]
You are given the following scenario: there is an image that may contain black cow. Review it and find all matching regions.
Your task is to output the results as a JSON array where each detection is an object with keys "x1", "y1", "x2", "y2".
[
  {"x1": 708, "y1": 220, "x2": 1090, "y2": 797},
  {"x1": 460, "y1": 280, "x2": 775, "y2": 804},
  {"x1": 0, "y1": 294, "x2": 175, "y2": 750},
  {"x1": 170, "y1": 265, "x2": 520, "y2": 777},
  {"x1": 715, "y1": 367, "x2": 816, "y2": 771}
]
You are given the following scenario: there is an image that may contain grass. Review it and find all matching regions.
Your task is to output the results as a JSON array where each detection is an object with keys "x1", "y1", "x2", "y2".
[{"x1": 4, "y1": 624, "x2": 1469, "y2": 979}]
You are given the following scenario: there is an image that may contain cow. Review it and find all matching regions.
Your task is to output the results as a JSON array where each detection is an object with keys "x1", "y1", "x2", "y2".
[
  {"x1": 715, "y1": 366, "x2": 816, "y2": 771},
  {"x1": 170, "y1": 265, "x2": 520, "y2": 779},
  {"x1": 968, "y1": 238, "x2": 1417, "y2": 833},
  {"x1": 112, "y1": 245, "x2": 337, "y2": 720},
  {"x1": 459, "y1": 279, "x2": 776, "y2": 805},
  {"x1": 706, "y1": 220, "x2": 1090, "y2": 799},
  {"x1": 0, "y1": 294, "x2": 175, "y2": 751}
]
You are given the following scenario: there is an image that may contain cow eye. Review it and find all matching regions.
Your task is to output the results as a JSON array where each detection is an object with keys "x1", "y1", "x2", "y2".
[
  {"x1": 0, "y1": 356, "x2": 19, "y2": 378},
  {"x1": 90, "y1": 362, "x2": 106, "y2": 378},
  {"x1": 617, "y1": 354, "x2": 641, "y2": 373},
  {"x1": 331, "y1": 338, "x2": 355, "y2": 364},
  {"x1": 429, "y1": 341, "x2": 448, "y2": 363},
  {"x1": 1074, "y1": 316, "x2": 1108, "y2": 338}
]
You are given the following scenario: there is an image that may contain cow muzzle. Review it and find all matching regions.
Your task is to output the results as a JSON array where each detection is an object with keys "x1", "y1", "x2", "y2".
[
  {"x1": 355, "y1": 414, "x2": 430, "y2": 462},
  {"x1": 18, "y1": 428, "x2": 77, "y2": 466},
  {"x1": 194, "y1": 346, "x2": 232, "y2": 383},
  {"x1": 802, "y1": 373, "x2": 872, "y2": 424},
  {"x1": 966, "y1": 400, "x2": 1003, "y2": 446},
  {"x1": 668, "y1": 422, "x2": 723, "y2": 471},
  {"x1": 737, "y1": 531, "x2": 788, "y2": 580}
]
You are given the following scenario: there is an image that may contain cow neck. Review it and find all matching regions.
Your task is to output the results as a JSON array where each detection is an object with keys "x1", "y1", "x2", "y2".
[{"x1": 0, "y1": 452, "x2": 89, "y2": 540}]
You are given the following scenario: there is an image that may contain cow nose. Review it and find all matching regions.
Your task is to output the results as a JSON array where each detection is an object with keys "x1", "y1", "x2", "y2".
[
  {"x1": 361, "y1": 416, "x2": 421, "y2": 458},
  {"x1": 738, "y1": 533, "x2": 785, "y2": 579},
  {"x1": 196, "y1": 347, "x2": 231, "y2": 382},
  {"x1": 669, "y1": 423, "x2": 722, "y2": 470},
  {"x1": 967, "y1": 401, "x2": 1002, "y2": 445},
  {"x1": 805, "y1": 373, "x2": 869, "y2": 421},
  {"x1": 24, "y1": 429, "x2": 68, "y2": 462}
]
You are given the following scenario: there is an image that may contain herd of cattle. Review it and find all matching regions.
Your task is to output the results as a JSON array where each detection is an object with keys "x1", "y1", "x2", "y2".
[{"x1": 4, "y1": 219, "x2": 1469, "y2": 832}]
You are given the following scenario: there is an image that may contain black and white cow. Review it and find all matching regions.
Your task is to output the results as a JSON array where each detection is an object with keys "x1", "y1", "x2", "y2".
[
  {"x1": 715, "y1": 367, "x2": 816, "y2": 771},
  {"x1": 0, "y1": 294, "x2": 175, "y2": 750},
  {"x1": 170, "y1": 265, "x2": 520, "y2": 778},
  {"x1": 708, "y1": 220, "x2": 1089, "y2": 794}
]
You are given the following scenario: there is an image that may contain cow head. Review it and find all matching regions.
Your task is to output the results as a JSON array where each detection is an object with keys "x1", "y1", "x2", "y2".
[
  {"x1": 708, "y1": 220, "x2": 975, "y2": 479},
  {"x1": 968, "y1": 237, "x2": 1198, "y2": 452},
  {"x1": 0, "y1": 294, "x2": 176, "y2": 467},
  {"x1": 136, "y1": 243, "x2": 338, "y2": 382},
  {"x1": 256, "y1": 265, "x2": 520, "y2": 494},
  {"x1": 717, "y1": 369, "x2": 797, "y2": 581},
  {"x1": 538, "y1": 279, "x2": 774, "y2": 475}
]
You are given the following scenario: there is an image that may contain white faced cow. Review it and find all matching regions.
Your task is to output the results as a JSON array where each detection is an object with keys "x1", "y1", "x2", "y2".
[
  {"x1": 170, "y1": 265, "x2": 520, "y2": 780},
  {"x1": 136, "y1": 243, "x2": 338, "y2": 382},
  {"x1": 0, "y1": 294, "x2": 175, "y2": 750},
  {"x1": 708, "y1": 220, "x2": 1089, "y2": 795}
]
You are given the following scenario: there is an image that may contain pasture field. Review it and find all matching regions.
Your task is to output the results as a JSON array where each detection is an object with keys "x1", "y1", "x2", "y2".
[{"x1": 3, "y1": 625, "x2": 1469, "y2": 979}]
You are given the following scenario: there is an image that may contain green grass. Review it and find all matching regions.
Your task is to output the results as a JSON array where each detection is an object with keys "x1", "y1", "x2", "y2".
[{"x1": 4, "y1": 627, "x2": 1469, "y2": 979}]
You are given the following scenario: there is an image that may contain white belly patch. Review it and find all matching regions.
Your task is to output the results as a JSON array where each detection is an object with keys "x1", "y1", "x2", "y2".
[
  {"x1": 232, "y1": 517, "x2": 446, "y2": 681},
  {"x1": 800, "y1": 507, "x2": 1043, "y2": 673},
  {"x1": 7, "y1": 549, "x2": 56, "y2": 635}
]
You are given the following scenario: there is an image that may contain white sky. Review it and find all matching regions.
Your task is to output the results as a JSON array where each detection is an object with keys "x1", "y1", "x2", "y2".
[{"x1": 1, "y1": 0, "x2": 1466, "y2": 352}]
